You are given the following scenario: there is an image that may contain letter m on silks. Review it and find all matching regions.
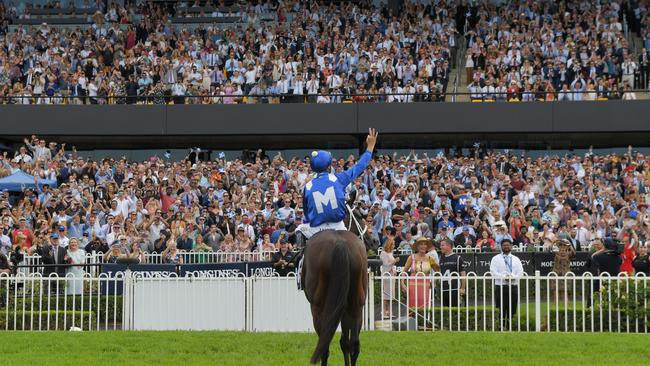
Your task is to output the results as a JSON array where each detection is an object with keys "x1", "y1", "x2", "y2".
[{"x1": 313, "y1": 186, "x2": 338, "y2": 214}]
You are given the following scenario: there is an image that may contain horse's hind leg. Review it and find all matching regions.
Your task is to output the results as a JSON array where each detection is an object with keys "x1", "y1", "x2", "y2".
[
  {"x1": 350, "y1": 311, "x2": 363, "y2": 366},
  {"x1": 340, "y1": 313, "x2": 352, "y2": 366},
  {"x1": 321, "y1": 350, "x2": 329, "y2": 366},
  {"x1": 312, "y1": 303, "x2": 330, "y2": 366}
]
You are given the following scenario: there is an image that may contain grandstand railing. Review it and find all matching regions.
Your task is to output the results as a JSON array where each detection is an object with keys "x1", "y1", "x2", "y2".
[
  {"x1": 1, "y1": 88, "x2": 649, "y2": 105},
  {"x1": 0, "y1": 271, "x2": 646, "y2": 333}
]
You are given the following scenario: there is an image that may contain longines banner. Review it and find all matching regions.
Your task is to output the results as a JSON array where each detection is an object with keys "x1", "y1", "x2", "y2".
[
  {"x1": 179, "y1": 262, "x2": 276, "y2": 277},
  {"x1": 101, "y1": 262, "x2": 277, "y2": 294},
  {"x1": 379, "y1": 252, "x2": 591, "y2": 276},
  {"x1": 101, "y1": 264, "x2": 177, "y2": 295}
]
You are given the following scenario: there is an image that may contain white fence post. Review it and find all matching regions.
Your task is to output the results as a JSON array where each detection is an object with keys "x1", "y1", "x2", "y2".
[
  {"x1": 245, "y1": 277, "x2": 252, "y2": 332},
  {"x1": 122, "y1": 269, "x2": 133, "y2": 330},
  {"x1": 366, "y1": 273, "x2": 375, "y2": 330},
  {"x1": 534, "y1": 270, "x2": 541, "y2": 332}
]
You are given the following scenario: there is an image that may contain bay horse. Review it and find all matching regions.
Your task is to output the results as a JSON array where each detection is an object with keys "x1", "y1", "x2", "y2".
[{"x1": 302, "y1": 212, "x2": 368, "y2": 366}]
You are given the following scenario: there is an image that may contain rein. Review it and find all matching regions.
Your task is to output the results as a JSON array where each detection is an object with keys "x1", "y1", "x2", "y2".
[{"x1": 345, "y1": 204, "x2": 367, "y2": 239}]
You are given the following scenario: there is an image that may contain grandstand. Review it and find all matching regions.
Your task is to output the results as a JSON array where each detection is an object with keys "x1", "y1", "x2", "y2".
[{"x1": 0, "y1": 2, "x2": 648, "y2": 361}]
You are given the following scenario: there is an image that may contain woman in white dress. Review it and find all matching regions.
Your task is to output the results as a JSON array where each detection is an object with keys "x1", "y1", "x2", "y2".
[
  {"x1": 465, "y1": 51, "x2": 475, "y2": 83},
  {"x1": 379, "y1": 238, "x2": 399, "y2": 318},
  {"x1": 65, "y1": 238, "x2": 86, "y2": 295}
]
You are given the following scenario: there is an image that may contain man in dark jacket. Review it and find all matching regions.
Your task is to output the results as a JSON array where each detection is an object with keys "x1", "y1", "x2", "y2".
[
  {"x1": 592, "y1": 238, "x2": 622, "y2": 276},
  {"x1": 38, "y1": 233, "x2": 67, "y2": 278},
  {"x1": 454, "y1": 226, "x2": 476, "y2": 247}
]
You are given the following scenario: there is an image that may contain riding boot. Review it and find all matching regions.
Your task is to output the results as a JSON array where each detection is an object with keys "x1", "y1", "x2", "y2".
[
  {"x1": 295, "y1": 231, "x2": 307, "y2": 249},
  {"x1": 296, "y1": 246, "x2": 306, "y2": 290}
]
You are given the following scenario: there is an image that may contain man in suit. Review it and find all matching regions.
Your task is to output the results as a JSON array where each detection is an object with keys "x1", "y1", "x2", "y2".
[
  {"x1": 639, "y1": 48, "x2": 649, "y2": 89},
  {"x1": 454, "y1": 226, "x2": 477, "y2": 247},
  {"x1": 497, "y1": 155, "x2": 514, "y2": 174},
  {"x1": 39, "y1": 233, "x2": 67, "y2": 278}
]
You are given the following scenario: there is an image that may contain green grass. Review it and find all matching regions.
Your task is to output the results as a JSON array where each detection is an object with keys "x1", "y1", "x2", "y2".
[{"x1": 1, "y1": 331, "x2": 648, "y2": 366}]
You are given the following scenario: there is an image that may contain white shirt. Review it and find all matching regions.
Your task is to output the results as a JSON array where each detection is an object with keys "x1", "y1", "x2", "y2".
[
  {"x1": 58, "y1": 235, "x2": 70, "y2": 248},
  {"x1": 0, "y1": 234, "x2": 11, "y2": 255},
  {"x1": 426, "y1": 249, "x2": 439, "y2": 264},
  {"x1": 14, "y1": 153, "x2": 33, "y2": 164},
  {"x1": 306, "y1": 79, "x2": 319, "y2": 94},
  {"x1": 489, "y1": 253, "x2": 524, "y2": 285},
  {"x1": 292, "y1": 79, "x2": 305, "y2": 95},
  {"x1": 277, "y1": 206, "x2": 295, "y2": 222},
  {"x1": 149, "y1": 222, "x2": 166, "y2": 242},
  {"x1": 106, "y1": 231, "x2": 120, "y2": 246},
  {"x1": 276, "y1": 79, "x2": 290, "y2": 94},
  {"x1": 244, "y1": 69, "x2": 257, "y2": 84},
  {"x1": 326, "y1": 74, "x2": 342, "y2": 89},
  {"x1": 116, "y1": 196, "x2": 135, "y2": 218},
  {"x1": 575, "y1": 227, "x2": 591, "y2": 247}
]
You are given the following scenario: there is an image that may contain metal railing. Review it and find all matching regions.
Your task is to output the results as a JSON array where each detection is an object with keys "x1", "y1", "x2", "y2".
[
  {"x1": 19, "y1": 246, "x2": 551, "y2": 276},
  {"x1": 0, "y1": 271, "x2": 374, "y2": 332},
  {"x1": 386, "y1": 244, "x2": 562, "y2": 255},
  {"x1": 19, "y1": 250, "x2": 279, "y2": 275},
  {"x1": 1, "y1": 86, "x2": 648, "y2": 105},
  {"x1": 376, "y1": 272, "x2": 649, "y2": 333},
  {"x1": 1, "y1": 271, "x2": 646, "y2": 332},
  {"x1": 0, "y1": 272, "x2": 125, "y2": 331}
]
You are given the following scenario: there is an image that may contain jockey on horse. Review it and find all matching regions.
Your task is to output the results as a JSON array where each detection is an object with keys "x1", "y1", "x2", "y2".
[{"x1": 295, "y1": 128, "x2": 378, "y2": 289}]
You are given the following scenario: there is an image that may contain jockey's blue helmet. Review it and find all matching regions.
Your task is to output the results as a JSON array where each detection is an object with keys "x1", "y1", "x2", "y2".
[{"x1": 310, "y1": 150, "x2": 332, "y2": 173}]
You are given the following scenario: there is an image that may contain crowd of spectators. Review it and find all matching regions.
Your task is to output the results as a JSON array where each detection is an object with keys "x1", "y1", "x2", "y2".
[
  {"x1": 0, "y1": 0, "x2": 458, "y2": 104},
  {"x1": 464, "y1": 0, "x2": 650, "y2": 102},
  {"x1": 0, "y1": 134, "x2": 649, "y2": 276}
]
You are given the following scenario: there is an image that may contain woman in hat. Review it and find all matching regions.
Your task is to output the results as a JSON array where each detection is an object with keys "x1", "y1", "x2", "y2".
[
  {"x1": 235, "y1": 226, "x2": 253, "y2": 252},
  {"x1": 552, "y1": 239, "x2": 576, "y2": 301},
  {"x1": 402, "y1": 237, "x2": 440, "y2": 309}
]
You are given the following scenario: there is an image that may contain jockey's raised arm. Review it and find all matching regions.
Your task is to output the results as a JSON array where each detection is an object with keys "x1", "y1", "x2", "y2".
[
  {"x1": 298, "y1": 128, "x2": 379, "y2": 233},
  {"x1": 335, "y1": 128, "x2": 378, "y2": 187}
]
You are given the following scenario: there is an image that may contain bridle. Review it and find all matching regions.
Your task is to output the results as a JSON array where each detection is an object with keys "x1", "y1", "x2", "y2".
[{"x1": 346, "y1": 204, "x2": 367, "y2": 239}]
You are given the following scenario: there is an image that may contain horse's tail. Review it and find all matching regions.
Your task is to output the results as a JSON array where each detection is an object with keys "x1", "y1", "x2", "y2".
[{"x1": 310, "y1": 239, "x2": 350, "y2": 364}]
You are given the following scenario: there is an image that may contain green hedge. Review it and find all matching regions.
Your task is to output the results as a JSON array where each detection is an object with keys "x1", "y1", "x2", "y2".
[
  {"x1": 543, "y1": 309, "x2": 650, "y2": 333},
  {"x1": 0, "y1": 310, "x2": 95, "y2": 330},
  {"x1": 402, "y1": 304, "x2": 649, "y2": 332},
  {"x1": 4, "y1": 295, "x2": 123, "y2": 322}
]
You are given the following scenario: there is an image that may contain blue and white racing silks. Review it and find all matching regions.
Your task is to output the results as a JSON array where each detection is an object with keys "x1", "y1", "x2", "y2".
[{"x1": 302, "y1": 150, "x2": 372, "y2": 227}]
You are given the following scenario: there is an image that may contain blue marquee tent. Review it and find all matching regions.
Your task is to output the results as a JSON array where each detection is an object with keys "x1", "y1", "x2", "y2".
[{"x1": 0, "y1": 170, "x2": 57, "y2": 192}]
